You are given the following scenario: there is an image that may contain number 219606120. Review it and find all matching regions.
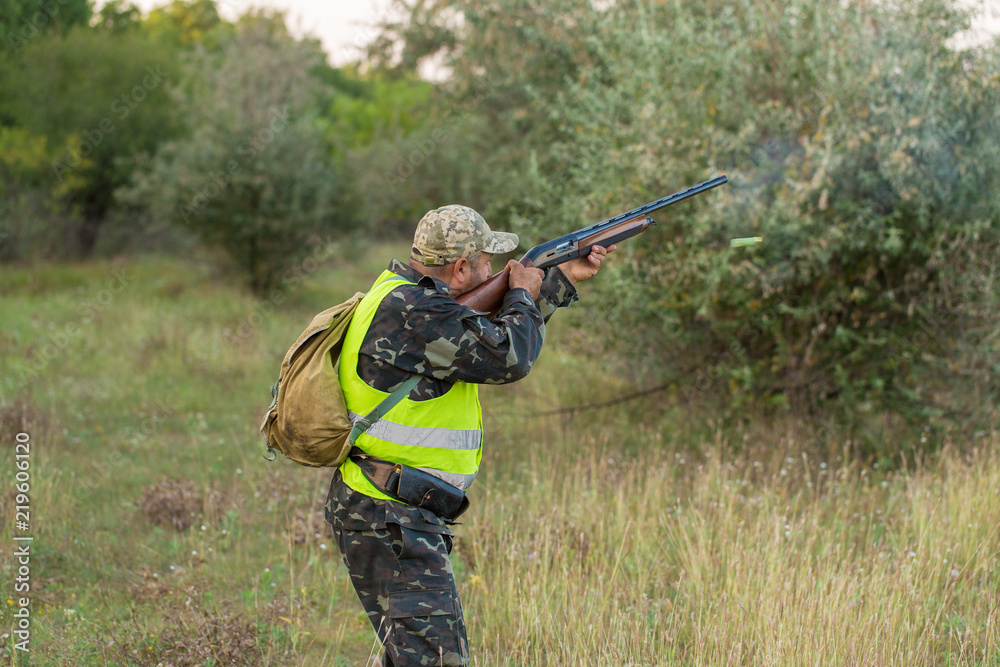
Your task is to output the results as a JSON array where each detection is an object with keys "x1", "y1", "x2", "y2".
[{"x1": 15, "y1": 433, "x2": 30, "y2": 524}]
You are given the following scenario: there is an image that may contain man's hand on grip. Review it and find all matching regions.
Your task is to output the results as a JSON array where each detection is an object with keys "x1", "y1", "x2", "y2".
[{"x1": 507, "y1": 260, "x2": 543, "y2": 300}]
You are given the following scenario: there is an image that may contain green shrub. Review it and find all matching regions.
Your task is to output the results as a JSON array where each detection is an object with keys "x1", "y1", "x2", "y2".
[
  {"x1": 381, "y1": 0, "x2": 1000, "y2": 422},
  {"x1": 122, "y1": 12, "x2": 353, "y2": 293},
  {"x1": 1, "y1": 25, "x2": 180, "y2": 257}
]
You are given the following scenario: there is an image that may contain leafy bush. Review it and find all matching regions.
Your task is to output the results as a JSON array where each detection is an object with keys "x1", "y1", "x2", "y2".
[
  {"x1": 1, "y1": 25, "x2": 180, "y2": 257},
  {"x1": 322, "y1": 67, "x2": 490, "y2": 235},
  {"x1": 122, "y1": 12, "x2": 353, "y2": 293},
  {"x1": 379, "y1": 0, "x2": 1000, "y2": 422},
  {"x1": 1, "y1": 0, "x2": 91, "y2": 55}
]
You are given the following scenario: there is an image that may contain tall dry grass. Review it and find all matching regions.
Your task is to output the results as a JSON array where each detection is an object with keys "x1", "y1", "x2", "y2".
[
  {"x1": 1, "y1": 250, "x2": 996, "y2": 666},
  {"x1": 458, "y1": 415, "x2": 1000, "y2": 666}
]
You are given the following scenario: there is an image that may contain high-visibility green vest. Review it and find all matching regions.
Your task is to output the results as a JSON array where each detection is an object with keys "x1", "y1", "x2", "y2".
[{"x1": 338, "y1": 270, "x2": 484, "y2": 500}]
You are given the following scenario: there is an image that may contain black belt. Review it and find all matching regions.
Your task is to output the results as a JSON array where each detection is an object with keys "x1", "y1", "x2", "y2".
[{"x1": 349, "y1": 447, "x2": 470, "y2": 520}]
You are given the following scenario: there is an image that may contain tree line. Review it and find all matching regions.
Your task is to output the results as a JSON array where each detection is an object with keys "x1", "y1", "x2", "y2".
[
  {"x1": 1, "y1": 0, "x2": 450, "y2": 289},
  {"x1": 2, "y1": 0, "x2": 997, "y2": 432},
  {"x1": 373, "y1": 0, "x2": 1000, "y2": 431}
]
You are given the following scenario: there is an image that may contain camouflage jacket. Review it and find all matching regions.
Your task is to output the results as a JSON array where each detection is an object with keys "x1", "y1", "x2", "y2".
[{"x1": 356, "y1": 259, "x2": 578, "y2": 400}]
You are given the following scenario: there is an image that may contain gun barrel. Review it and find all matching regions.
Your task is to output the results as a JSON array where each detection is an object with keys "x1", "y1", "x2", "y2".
[
  {"x1": 460, "y1": 174, "x2": 729, "y2": 312},
  {"x1": 602, "y1": 174, "x2": 729, "y2": 227},
  {"x1": 523, "y1": 174, "x2": 729, "y2": 269}
]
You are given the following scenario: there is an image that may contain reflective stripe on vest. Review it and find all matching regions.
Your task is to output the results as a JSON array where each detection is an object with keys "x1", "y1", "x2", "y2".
[
  {"x1": 347, "y1": 412, "x2": 482, "y2": 451},
  {"x1": 338, "y1": 270, "x2": 483, "y2": 500}
]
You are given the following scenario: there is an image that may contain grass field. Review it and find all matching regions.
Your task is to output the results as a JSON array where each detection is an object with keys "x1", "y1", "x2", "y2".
[{"x1": 1, "y1": 244, "x2": 997, "y2": 666}]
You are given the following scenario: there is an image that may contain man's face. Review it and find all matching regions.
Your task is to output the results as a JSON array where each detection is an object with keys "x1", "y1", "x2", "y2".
[
  {"x1": 469, "y1": 252, "x2": 494, "y2": 290},
  {"x1": 429, "y1": 251, "x2": 495, "y2": 299}
]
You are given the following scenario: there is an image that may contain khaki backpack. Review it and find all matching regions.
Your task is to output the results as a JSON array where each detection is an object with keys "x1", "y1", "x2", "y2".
[
  {"x1": 260, "y1": 278, "x2": 421, "y2": 467},
  {"x1": 259, "y1": 293, "x2": 365, "y2": 467}
]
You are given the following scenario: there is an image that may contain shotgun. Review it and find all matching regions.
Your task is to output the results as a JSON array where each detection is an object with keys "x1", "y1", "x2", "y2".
[{"x1": 457, "y1": 174, "x2": 729, "y2": 314}]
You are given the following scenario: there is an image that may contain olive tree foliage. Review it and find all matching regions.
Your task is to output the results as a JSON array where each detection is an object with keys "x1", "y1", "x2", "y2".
[
  {"x1": 1, "y1": 0, "x2": 91, "y2": 54},
  {"x1": 123, "y1": 12, "x2": 350, "y2": 293},
  {"x1": 376, "y1": 0, "x2": 1000, "y2": 421},
  {"x1": 0, "y1": 127, "x2": 80, "y2": 262},
  {"x1": 367, "y1": 0, "x2": 607, "y2": 230},
  {"x1": 317, "y1": 65, "x2": 493, "y2": 236},
  {"x1": 0, "y1": 25, "x2": 179, "y2": 258}
]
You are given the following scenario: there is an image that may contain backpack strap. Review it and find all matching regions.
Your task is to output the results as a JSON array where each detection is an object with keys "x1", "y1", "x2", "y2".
[{"x1": 348, "y1": 374, "x2": 422, "y2": 445}]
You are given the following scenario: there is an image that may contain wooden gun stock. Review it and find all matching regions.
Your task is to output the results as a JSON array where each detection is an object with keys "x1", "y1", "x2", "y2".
[{"x1": 456, "y1": 258, "x2": 536, "y2": 314}]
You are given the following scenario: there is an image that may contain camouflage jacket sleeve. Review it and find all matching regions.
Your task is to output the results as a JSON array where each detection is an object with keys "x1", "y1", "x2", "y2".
[
  {"x1": 356, "y1": 260, "x2": 578, "y2": 399},
  {"x1": 536, "y1": 265, "x2": 579, "y2": 321}
]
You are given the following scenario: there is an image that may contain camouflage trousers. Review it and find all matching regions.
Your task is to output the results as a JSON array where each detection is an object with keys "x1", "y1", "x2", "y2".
[{"x1": 326, "y1": 469, "x2": 469, "y2": 667}]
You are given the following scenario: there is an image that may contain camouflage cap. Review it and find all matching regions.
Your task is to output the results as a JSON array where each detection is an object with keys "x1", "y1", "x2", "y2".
[{"x1": 411, "y1": 205, "x2": 519, "y2": 266}]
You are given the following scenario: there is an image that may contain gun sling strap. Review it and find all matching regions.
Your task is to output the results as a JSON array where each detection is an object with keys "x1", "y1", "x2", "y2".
[{"x1": 348, "y1": 374, "x2": 422, "y2": 445}]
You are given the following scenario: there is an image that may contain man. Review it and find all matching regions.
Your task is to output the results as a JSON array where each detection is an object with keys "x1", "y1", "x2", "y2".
[{"x1": 325, "y1": 205, "x2": 613, "y2": 666}]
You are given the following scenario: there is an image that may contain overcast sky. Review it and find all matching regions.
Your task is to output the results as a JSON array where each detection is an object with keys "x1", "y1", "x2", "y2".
[
  {"x1": 117, "y1": 0, "x2": 399, "y2": 65},
  {"x1": 119, "y1": 0, "x2": 999, "y2": 68},
  {"x1": 226, "y1": 0, "x2": 400, "y2": 65}
]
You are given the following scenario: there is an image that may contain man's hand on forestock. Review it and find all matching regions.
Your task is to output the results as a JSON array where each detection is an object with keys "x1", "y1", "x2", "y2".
[
  {"x1": 507, "y1": 259, "x2": 544, "y2": 300},
  {"x1": 558, "y1": 244, "x2": 616, "y2": 285}
]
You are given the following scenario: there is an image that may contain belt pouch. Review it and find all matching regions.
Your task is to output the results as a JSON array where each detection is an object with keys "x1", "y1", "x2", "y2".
[{"x1": 391, "y1": 465, "x2": 469, "y2": 520}]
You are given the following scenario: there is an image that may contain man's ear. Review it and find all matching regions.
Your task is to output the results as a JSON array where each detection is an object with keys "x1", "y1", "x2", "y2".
[{"x1": 451, "y1": 257, "x2": 471, "y2": 284}]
